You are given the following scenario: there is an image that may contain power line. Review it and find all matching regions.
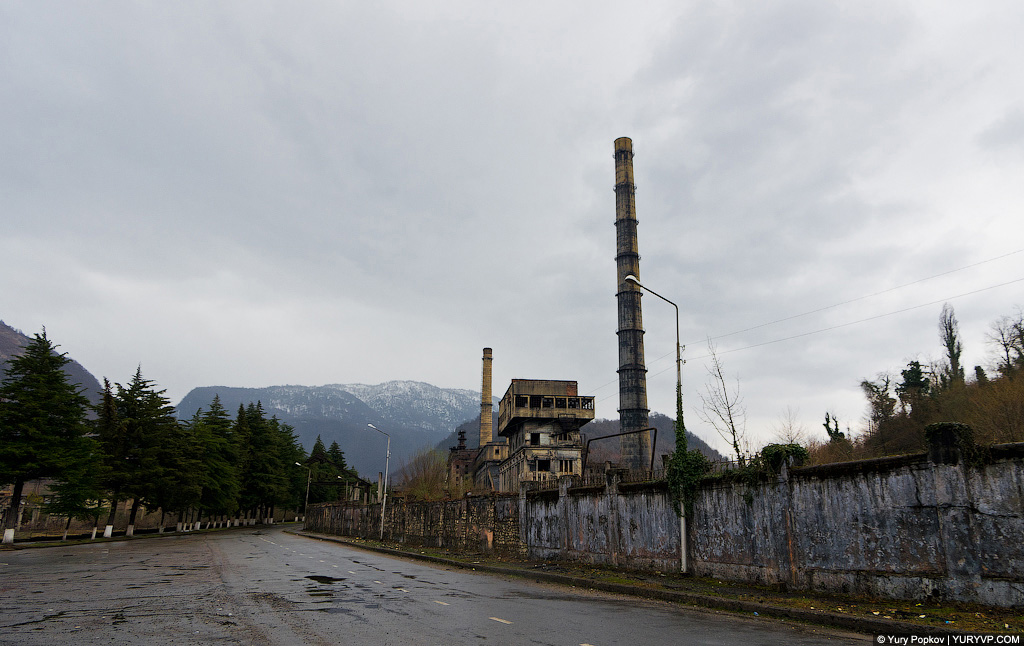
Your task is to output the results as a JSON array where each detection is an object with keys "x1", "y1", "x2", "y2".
[
  {"x1": 635, "y1": 274, "x2": 1024, "y2": 387},
  {"x1": 681, "y1": 276, "x2": 1024, "y2": 364},
  {"x1": 583, "y1": 251, "x2": 1023, "y2": 399},
  {"x1": 690, "y1": 248, "x2": 1023, "y2": 348}
]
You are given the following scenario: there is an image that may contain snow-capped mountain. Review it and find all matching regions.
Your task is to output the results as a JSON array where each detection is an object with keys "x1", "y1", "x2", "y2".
[
  {"x1": 327, "y1": 381, "x2": 482, "y2": 433},
  {"x1": 175, "y1": 381, "x2": 491, "y2": 478}
]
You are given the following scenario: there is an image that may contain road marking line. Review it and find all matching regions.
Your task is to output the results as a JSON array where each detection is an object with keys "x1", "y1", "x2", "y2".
[
  {"x1": 489, "y1": 617, "x2": 513, "y2": 625},
  {"x1": 348, "y1": 571, "x2": 356, "y2": 574},
  {"x1": 433, "y1": 600, "x2": 449, "y2": 606},
  {"x1": 374, "y1": 580, "x2": 383, "y2": 584},
  {"x1": 396, "y1": 588, "x2": 408, "y2": 592}
]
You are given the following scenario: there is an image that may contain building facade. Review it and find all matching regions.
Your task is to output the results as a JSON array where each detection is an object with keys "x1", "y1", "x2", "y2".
[{"x1": 496, "y1": 379, "x2": 594, "y2": 492}]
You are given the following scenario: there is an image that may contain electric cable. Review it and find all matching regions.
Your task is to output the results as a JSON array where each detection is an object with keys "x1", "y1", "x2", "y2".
[
  {"x1": 690, "y1": 248, "x2": 1023, "y2": 347},
  {"x1": 582, "y1": 254, "x2": 1024, "y2": 397}
]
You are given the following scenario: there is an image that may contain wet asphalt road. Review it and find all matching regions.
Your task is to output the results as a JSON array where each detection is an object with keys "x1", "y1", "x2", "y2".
[{"x1": 0, "y1": 526, "x2": 868, "y2": 645}]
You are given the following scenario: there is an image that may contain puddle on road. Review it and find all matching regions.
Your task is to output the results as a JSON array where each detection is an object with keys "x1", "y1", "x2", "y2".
[{"x1": 306, "y1": 575, "x2": 346, "y2": 584}]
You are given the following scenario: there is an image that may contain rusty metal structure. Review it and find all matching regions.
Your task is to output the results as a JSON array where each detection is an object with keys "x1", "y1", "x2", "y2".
[{"x1": 614, "y1": 137, "x2": 651, "y2": 470}]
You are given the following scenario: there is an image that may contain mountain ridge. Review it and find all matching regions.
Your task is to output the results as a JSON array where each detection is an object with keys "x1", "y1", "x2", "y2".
[
  {"x1": 175, "y1": 381, "x2": 489, "y2": 478},
  {"x1": 0, "y1": 320, "x2": 103, "y2": 405}
]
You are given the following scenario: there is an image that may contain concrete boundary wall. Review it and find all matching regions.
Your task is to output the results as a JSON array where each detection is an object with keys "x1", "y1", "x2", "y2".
[
  {"x1": 308, "y1": 494, "x2": 526, "y2": 558},
  {"x1": 520, "y1": 473, "x2": 681, "y2": 571},
  {"x1": 306, "y1": 443, "x2": 1024, "y2": 607},
  {"x1": 692, "y1": 444, "x2": 1024, "y2": 607}
]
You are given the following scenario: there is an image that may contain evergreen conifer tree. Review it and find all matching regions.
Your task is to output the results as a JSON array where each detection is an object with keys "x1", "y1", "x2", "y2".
[
  {"x1": 307, "y1": 435, "x2": 331, "y2": 505},
  {"x1": 0, "y1": 331, "x2": 94, "y2": 544},
  {"x1": 96, "y1": 367, "x2": 180, "y2": 536},
  {"x1": 195, "y1": 395, "x2": 241, "y2": 523},
  {"x1": 328, "y1": 440, "x2": 352, "y2": 501}
]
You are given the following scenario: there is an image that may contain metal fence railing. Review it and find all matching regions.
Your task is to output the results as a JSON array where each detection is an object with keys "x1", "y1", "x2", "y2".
[
  {"x1": 706, "y1": 459, "x2": 744, "y2": 475},
  {"x1": 521, "y1": 468, "x2": 672, "y2": 492},
  {"x1": 618, "y1": 468, "x2": 666, "y2": 484}
]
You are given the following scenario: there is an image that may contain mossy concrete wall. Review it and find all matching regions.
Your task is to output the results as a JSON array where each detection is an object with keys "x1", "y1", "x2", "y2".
[
  {"x1": 307, "y1": 494, "x2": 526, "y2": 558},
  {"x1": 307, "y1": 443, "x2": 1024, "y2": 607},
  {"x1": 691, "y1": 444, "x2": 1024, "y2": 607},
  {"x1": 520, "y1": 474, "x2": 681, "y2": 571}
]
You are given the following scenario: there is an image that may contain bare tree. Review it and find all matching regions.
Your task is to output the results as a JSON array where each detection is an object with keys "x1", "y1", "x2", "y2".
[
  {"x1": 770, "y1": 406, "x2": 806, "y2": 445},
  {"x1": 396, "y1": 448, "x2": 450, "y2": 501},
  {"x1": 697, "y1": 339, "x2": 747, "y2": 464},
  {"x1": 987, "y1": 308, "x2": 1024, "y2": 377}
]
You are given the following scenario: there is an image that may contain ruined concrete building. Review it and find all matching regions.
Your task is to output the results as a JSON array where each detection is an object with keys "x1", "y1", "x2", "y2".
[
  {"x1": 614, "y1": 137, "x2": 651, "y2": 470},
  {"x1": 446, "y1": 348, "x2": 506, "y2": 492},
  {"x1": 496, "y1": 379, "x2": 594, "y2": 492},
  {"x1": 447, "y1": 424, "x2": 475, "y2": 492},
  {"x1": 447, "y1": 349, "x2": 496, "y2": 491},
  {"x1": 472, "y1": 348, "x2": 508, "y2": 490},
  {"x1": 449, "y1": 350, "x2": 593, "y2": 493}
]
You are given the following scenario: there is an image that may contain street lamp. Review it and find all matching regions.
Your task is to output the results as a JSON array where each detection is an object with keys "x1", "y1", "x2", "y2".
[
  {"x1": 624, "y1": 274, "x2": 682, "y2": 410},
  {"x1": 367, "y1": 423, "x2": 391, "y2": 541},
  {"x1": 295, "y1": 462, "x2": 311, "y2": 522},
  {"x1": 624, "y1": 274, "x2": 689, "y2": 573}
]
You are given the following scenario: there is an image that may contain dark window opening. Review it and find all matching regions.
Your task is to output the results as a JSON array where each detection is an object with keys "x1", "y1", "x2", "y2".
[
  {"x1": 515, "y1": 395, "x2": 529, "y2": 408},
  {"x1": 542, "y1": 397, "x2": 554, "y2": 408},
  {"x1": 568, "y1": 398, "x2": 579, "y2": 409},
  {"x1": 555, "y1": 397, "x2": 567, "y2": 408},
  {"x1": 530, "y1": 395, "x2": 542, "y2": 408},
  {"x1": 529, "y1": 433, "x2": 540, "y2": 446},
  {"x1": 537, "y1": 459, "x2": 551, "y2": 472}
]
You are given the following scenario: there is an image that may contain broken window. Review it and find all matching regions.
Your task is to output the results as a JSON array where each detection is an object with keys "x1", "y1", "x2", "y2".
[
  {"x1": 581, "y1": 397, "x2": 594, "y2": 410},
  {"x1": 542, "y1": 397, "x2": 553, "y2": 409},
  {"x1": 530, "y1": 395, "x2": 542, "y2": 408},
  {"x1": 555, "y1": 397, "x2": 567, "y2": 408},
  {"x1": 515, "y1": 395, "x2": 529, "y2": 408},
  {"x1": 568, "y1": 398, "x2": 579, "y2": 409}
]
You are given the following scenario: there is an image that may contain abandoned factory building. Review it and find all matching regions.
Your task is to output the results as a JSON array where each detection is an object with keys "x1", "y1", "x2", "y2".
[
  {"x1": 496, "y1": 379, "x2": 595, "y2": 492},
  {"x1": 449, "y1": 349, "x2": 595, "y2": 493}
]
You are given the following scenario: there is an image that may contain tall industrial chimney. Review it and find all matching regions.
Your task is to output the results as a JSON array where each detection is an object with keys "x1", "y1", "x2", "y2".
[
  {"x1": 614, "y1": 137, "x2": 650, "y2": 470},
  {"x1": 479, "y1": 347, "x2": 493, "y2": 446}
]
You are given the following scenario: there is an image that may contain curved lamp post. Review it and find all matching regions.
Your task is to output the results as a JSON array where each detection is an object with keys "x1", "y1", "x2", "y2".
[
  {"x1": 623, "y1": 273, "x2": 689, "y2": 573},
  {"x1": 367, "y1": 423, "x2": 391, "y2": 540},
  {"x1": 624, "y1": 274, "x2": 682, "y2": 402}
]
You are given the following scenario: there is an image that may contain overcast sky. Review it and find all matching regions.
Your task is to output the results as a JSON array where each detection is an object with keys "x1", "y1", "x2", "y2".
[{"x1": 3, "y1": 1, "x2": 1023, "y2": 455}]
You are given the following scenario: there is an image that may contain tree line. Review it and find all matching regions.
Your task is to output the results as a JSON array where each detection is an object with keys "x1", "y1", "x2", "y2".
[
  {"x1": 811, "y1": 303, "x2": 1024, "y2": 463},
  {"x1": 0, "y1": 330, "x2": 358, "y2": 543}
]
